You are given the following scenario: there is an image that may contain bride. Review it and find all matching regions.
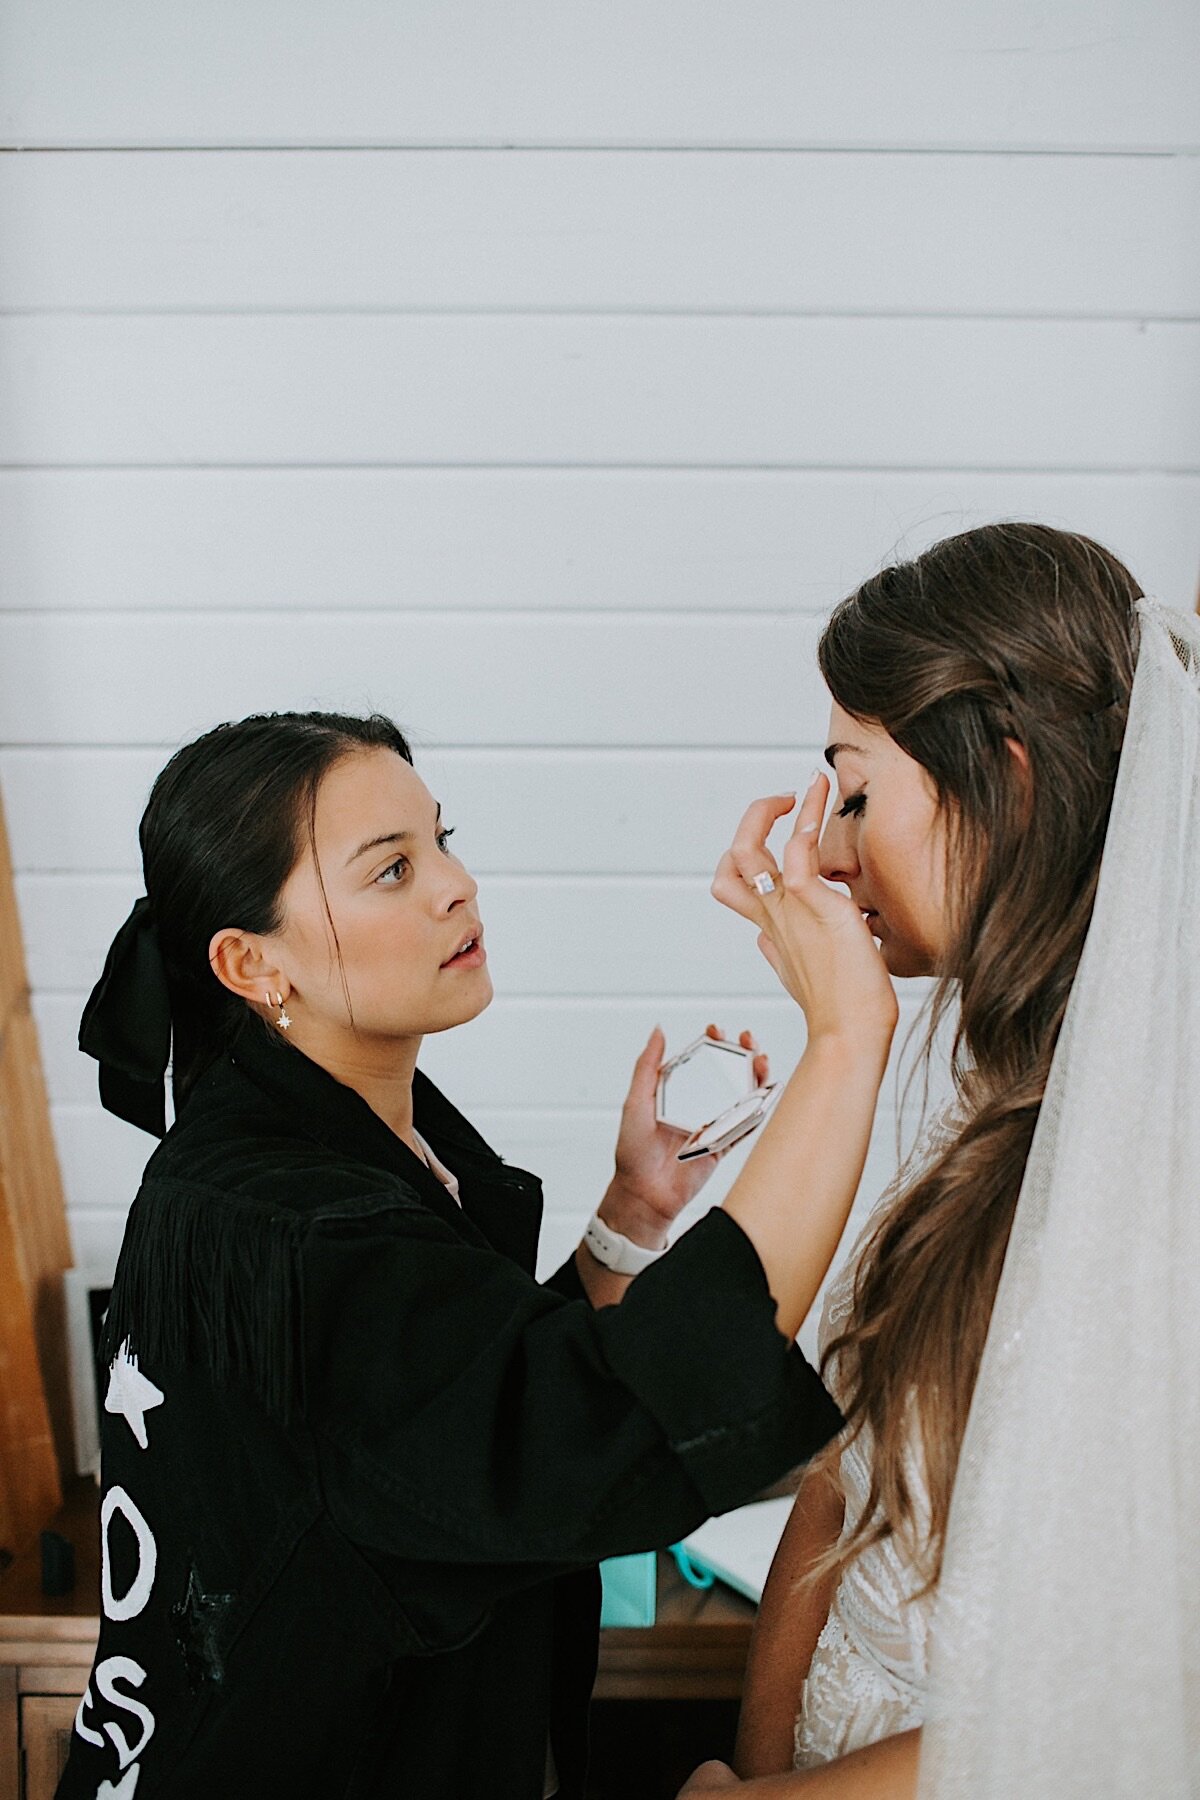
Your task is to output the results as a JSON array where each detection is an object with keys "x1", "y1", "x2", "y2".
[{"x1": 681, "y1": 522, "x2": 1200, "y2": 1798}]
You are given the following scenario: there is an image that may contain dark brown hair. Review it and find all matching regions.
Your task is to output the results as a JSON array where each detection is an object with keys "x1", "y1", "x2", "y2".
[
  {"x1": 814, "y1": 522, "x2": 1141, "y2": 1585},
  {"x1": 140, "y1": 710, "x2": 413, "y2": 1113}
]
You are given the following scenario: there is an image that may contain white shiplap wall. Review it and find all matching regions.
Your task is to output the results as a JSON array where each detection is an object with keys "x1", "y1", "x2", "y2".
[{"x1": 1, "y1": 4, "x2": 1197, "y2": 1352}]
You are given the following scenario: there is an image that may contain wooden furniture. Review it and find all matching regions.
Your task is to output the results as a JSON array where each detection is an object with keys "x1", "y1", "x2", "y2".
[
  {"x1": 595, "y1": 1554, "x2": 755, "y2": 1701},
  {"x1": 0, "y1": 1481, "x2": 756, "y2": 1799},
  {"x1": 0, "y1": 786, "x2": 75, "y2": 1563},
  {"x1": 0, "y1": 1482, "x2": 99, "y2": 1800}
]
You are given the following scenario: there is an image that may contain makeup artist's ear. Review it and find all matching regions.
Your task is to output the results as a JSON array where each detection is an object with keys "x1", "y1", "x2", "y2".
[{"x1": 209, "y1": 928, "x2": 289, "y2": 1009}]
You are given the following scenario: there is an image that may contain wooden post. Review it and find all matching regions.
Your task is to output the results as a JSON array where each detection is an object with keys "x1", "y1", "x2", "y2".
[{"x1": 0, "y1": 786, "x2": 72, "y2": 1560}]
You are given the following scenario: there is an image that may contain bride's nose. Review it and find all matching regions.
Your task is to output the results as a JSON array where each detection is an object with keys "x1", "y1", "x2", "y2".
[{"x1": 819, "y1": 814, "x2": 860, "y2": 887}]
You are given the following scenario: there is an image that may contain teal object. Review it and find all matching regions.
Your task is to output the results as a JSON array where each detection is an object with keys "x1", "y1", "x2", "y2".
[
  {"x1": 598, "y1": 1551, "x2": 657, "y2": 1627},
  {"x1": 669, "y1": 1543, "x2": 716, "y2": 1590}
]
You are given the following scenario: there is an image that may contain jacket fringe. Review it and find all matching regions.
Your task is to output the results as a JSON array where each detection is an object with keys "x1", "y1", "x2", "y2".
[{"x1": 100, "y1": 1177, "x2": 303, "y2": 1424}]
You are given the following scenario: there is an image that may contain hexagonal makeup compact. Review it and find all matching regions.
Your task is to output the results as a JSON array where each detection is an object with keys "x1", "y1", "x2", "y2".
[{"x1": 655, "y1": 1034, "x2": 778, "y2": 1162}]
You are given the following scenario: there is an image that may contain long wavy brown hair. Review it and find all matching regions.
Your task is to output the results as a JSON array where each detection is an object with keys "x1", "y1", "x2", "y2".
[{"x1": 813, "y1": 522, "x2": 1142, "y2": 1587}]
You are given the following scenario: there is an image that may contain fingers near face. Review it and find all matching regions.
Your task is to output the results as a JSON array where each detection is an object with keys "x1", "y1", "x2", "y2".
[
  {"x1": 710, "y1": 848, "x2": 765, "y2": 924},
  {"x1": 780, "y1": 770, "x2": 830, "y2": 890},
  {"x1": 795, "y1": 769, "x2": 829, "y2": 832},
  {"x1": 732, "y1": 798, "x2": 795, "y2": 852},
  {"x1": 729, "y1": 793, "x2": 797, "y2": 885}
]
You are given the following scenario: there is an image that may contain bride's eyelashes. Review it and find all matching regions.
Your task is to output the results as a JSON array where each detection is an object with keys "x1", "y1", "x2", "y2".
[{"x1": 836, "y1": 793, "x2": 867, "y2": 819}]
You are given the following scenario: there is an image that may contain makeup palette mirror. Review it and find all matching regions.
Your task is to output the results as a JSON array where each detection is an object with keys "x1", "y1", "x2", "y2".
[{"x1": 656, "y1": 1035, "x2": 778, "y2": 1162}]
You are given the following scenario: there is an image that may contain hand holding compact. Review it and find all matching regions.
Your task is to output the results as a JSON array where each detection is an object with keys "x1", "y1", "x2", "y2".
[
  {"x1": 711, "y1": 773, "x2": 898, "y2": 1047},
  {"x1": 606, "y1": 1022, "x2": 769, "y2": 1234}
]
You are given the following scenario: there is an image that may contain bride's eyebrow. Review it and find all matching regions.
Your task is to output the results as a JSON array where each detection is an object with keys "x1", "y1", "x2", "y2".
[{"x1": 825, "y1": 743, "x2": 867, "y2": 768}]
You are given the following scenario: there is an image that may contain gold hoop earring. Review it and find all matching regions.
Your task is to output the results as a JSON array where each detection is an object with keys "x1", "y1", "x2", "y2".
[{"x1": 273, "y1": 992, "x2": 292, "y2": 1032}]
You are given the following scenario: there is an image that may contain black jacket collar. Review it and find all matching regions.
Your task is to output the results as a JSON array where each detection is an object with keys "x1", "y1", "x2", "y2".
[{"x1": 218, "y1": 1023, "x2": 544, "y2": 1271}]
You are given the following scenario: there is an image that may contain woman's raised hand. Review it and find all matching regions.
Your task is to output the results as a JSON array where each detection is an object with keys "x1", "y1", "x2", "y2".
[
  {"x1": 711, "y1": 773, "x2": 897, "y2": 1047},
  {"x1": 604, "y1": 1022, "x2": 768, "y2": 1236}
]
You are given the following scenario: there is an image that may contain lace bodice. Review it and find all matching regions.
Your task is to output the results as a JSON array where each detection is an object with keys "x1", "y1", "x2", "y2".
[{"x1": 792, "y1": 1225, "x2": 936, "y2": 1768}]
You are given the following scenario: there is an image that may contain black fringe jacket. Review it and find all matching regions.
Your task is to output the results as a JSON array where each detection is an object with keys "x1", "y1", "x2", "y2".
[{"x1": 56, "y1": 1025, "x2": 841, "y2": 1800}]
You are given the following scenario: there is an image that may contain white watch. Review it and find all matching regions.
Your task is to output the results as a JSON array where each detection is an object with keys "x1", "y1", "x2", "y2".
[{"x1": 583, "y1": 1211, "x2": 668, "y2": 1276}]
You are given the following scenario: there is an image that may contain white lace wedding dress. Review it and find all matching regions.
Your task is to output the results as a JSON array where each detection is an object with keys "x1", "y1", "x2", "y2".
[{"x1": 792, "y1": 1232, "x2": 935, "y2": 1768}]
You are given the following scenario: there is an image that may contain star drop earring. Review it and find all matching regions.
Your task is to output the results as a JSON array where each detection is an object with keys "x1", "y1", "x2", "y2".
[{"x1": 272, "y1": 991, "x2": 292, "y2": 1032}]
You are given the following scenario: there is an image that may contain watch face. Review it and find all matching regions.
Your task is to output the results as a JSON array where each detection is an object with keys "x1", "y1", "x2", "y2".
[{"x1": 655, "y1": 1034, "x2": 777, "y2": 1162}]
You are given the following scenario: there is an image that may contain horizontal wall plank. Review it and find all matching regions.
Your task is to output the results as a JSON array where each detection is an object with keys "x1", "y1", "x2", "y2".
[
  {"x1": 15, "y1": 871, "x2": 831, "y2": 997},
  {"x1": 62, "y1": 1207, "x2": 125, "y2": 1284},
  {"x1": 3, "y1": 150, "x2": 1197, "y2": 317},
  {"x1": 1, "y1": 748, "x2": 828, "y2": 876},
  {"x1": 2, "y1": 1, "x2": 1195, "y2": 150},
  {"x1": 0, "y1": 613, "x2": 829, "y2": 747},
  {"x1": 2, "y1": 316, "x2": 1197, "y2": 470},
  {"x1": 37, "y1": 991, "x2": 940, "y2": 1110},
  {"x1": 1, "y1": 469, "x2": 1195, "y2": 615}
]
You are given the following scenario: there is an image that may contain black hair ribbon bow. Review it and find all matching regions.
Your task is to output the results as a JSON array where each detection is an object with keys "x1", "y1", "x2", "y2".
[{"x1": 79, "y1": 896, "x2": 172, "y2": 1138}]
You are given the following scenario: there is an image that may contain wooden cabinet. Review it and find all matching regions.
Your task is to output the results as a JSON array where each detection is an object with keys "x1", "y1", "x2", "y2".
[
  {"x1": 0, "y1": 1482, "x2": 97, "y2": 1800},
  {"x1": 17, "y1": 1697, "x2": 78, "y2": 1800},
  {"x1": 594, "y1": 1556, "x2": 755, "y2": 1702}
]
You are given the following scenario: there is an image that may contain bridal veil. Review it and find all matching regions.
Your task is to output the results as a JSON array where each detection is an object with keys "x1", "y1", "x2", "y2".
[{"x1": 919, "y1": 597, "x2": 1200, "y2": 1798}]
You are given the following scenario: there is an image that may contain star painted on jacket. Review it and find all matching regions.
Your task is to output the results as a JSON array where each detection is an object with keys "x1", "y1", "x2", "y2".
[
  {"x1": 105, "y1": 1343, "x2": 164, "y2": 1451},
  {"x1": 96, "y1": 1765, "x2": 140, "y2": 1798},
  {"x1": 171, "y1": 1562, "x2": 235, "y2": 1691}
]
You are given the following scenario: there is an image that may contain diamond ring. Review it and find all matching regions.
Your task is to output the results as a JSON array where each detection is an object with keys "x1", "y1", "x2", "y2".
[{"x1": 749, "y1": 871, "x2": 777, "y2": 897}]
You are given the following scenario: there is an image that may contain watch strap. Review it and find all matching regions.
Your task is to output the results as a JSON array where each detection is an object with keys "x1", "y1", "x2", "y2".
[{"x1": 583, "y1": 1211, "x2": 668, "y2": 1276}]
